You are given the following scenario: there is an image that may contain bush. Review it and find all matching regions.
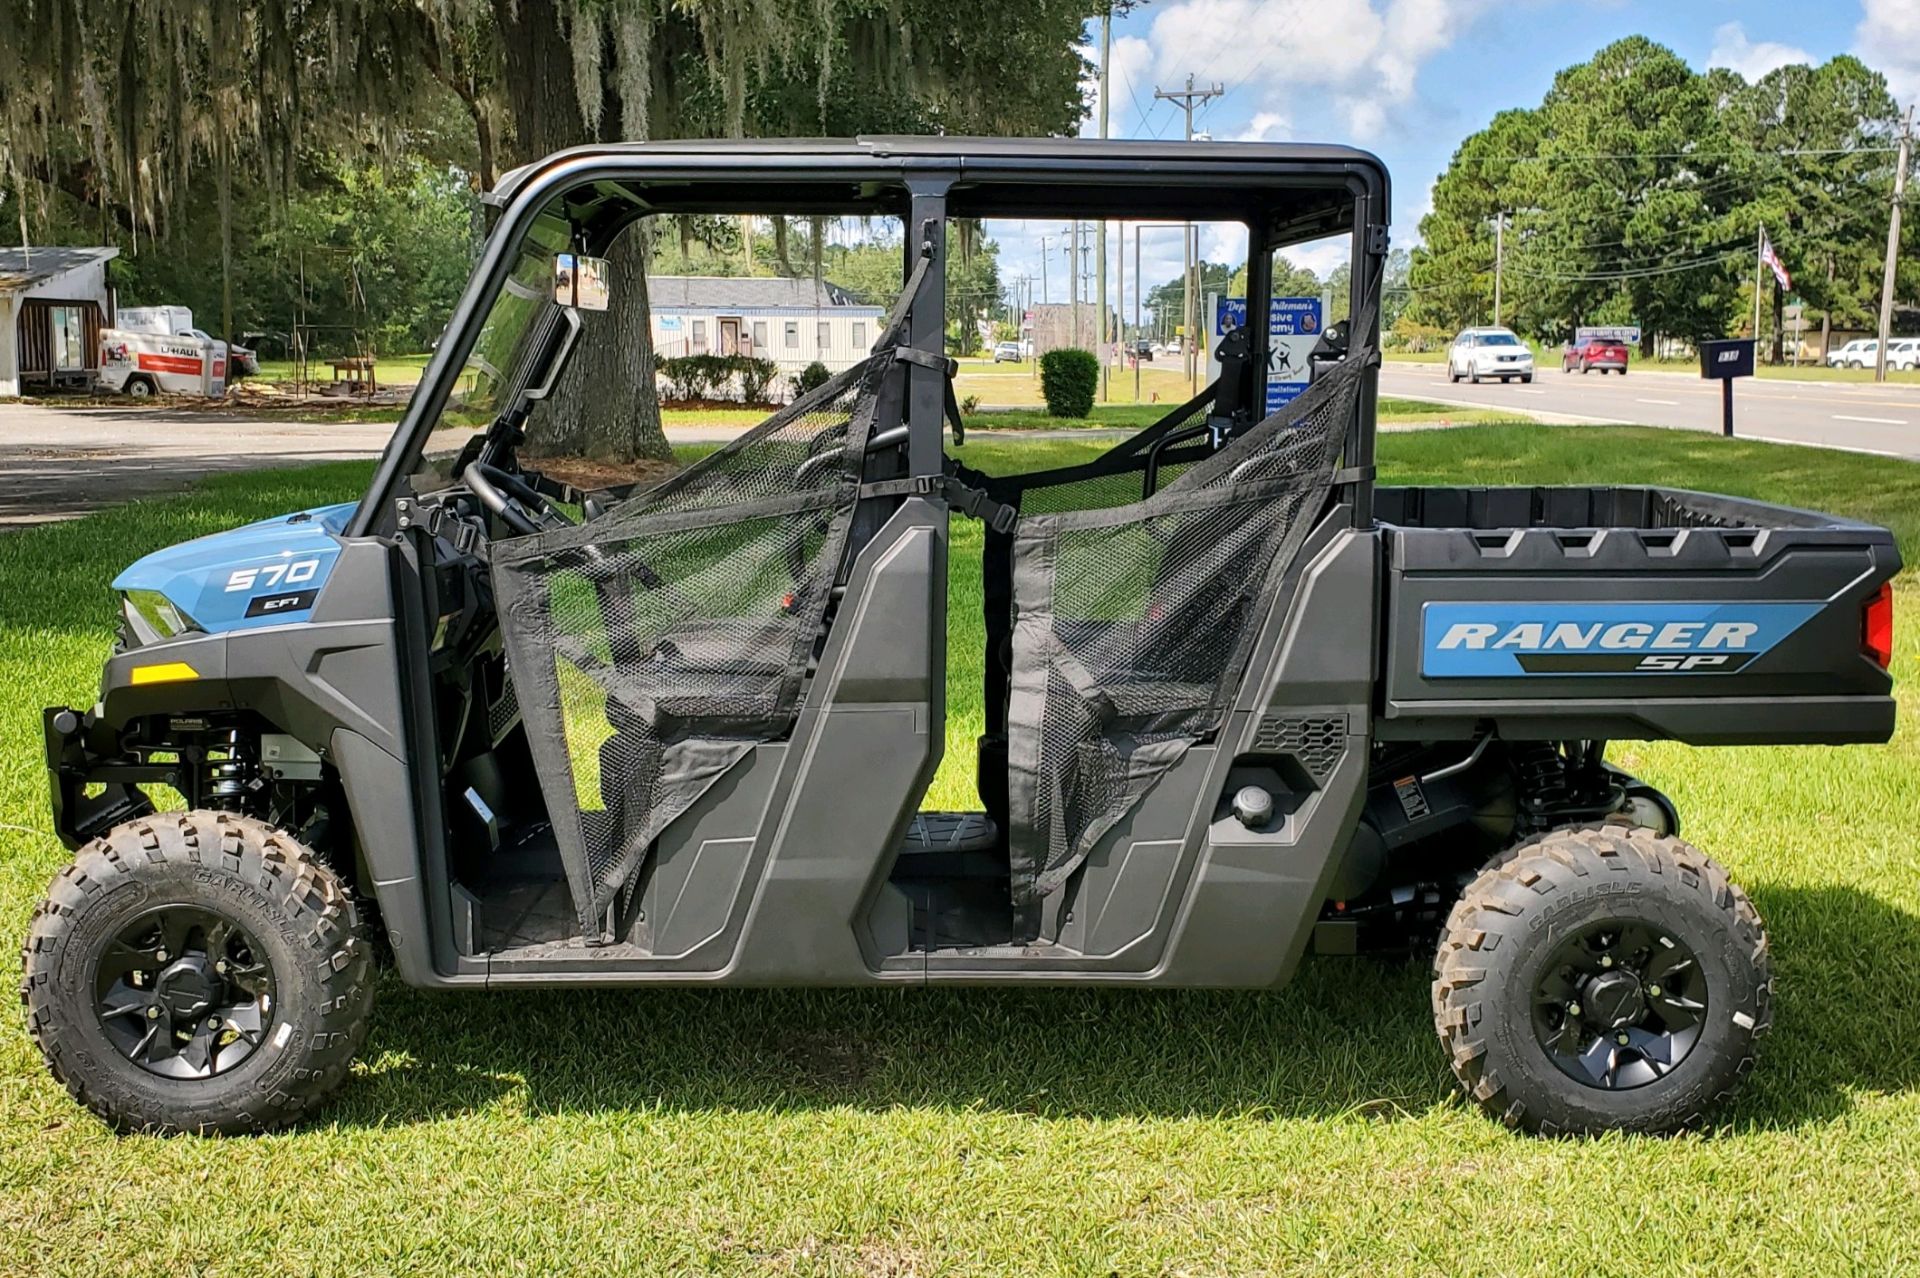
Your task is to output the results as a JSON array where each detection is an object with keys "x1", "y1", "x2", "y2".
[
  {"x1": 1040, "y1": 347, "x2": 1099, "y2": 418},
  {"x1": 793, "y1": 361, "x2": 832, "y2": 398},
  {"x1": 658, "y1": 353, "x2": 783, "y2": 404},
  {"x1": 737, "y1": 357, "x2": 779, "y2": 404}
]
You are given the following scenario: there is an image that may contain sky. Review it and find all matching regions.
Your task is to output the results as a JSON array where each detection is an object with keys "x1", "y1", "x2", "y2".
[{"x1": 985, "y1": 0, "x2": 1920, "y2": 327}]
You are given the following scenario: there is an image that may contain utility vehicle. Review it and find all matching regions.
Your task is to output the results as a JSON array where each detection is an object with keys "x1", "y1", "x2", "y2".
[{"x1": 24, "y1": 139, "x2": 1898, "y2": 1137}]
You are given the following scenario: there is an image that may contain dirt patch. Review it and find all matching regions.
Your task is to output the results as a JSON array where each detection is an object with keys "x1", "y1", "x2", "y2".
[
  {"x1": 660, "y1": 396, "x2": 782, "y2": 413},
  {"x1": 532, "y1": 455, "x2": 682, "y2": 491}
]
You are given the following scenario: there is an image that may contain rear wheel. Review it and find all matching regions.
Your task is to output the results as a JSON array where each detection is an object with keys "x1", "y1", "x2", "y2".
[
  {"x1": 20, "y1": 811, "x2": 373, "y2": 1134},
  {"x1": 124, "y1": 377, "x2": 155, "y2": 398},
  {"x1": 1433, "y1": 825, "x2": 1770, "y2": 1136}
]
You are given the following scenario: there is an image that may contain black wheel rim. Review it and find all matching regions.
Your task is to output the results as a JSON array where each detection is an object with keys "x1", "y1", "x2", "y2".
[
  {"x1": 1531, "y1": 919, "x2": 1707, "y2": 1091},
  {"x1": 92, "y1": 904, "x2": 276, "y2": 1080}
]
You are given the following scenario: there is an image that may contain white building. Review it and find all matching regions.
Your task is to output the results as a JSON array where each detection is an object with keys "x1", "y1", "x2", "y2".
[
  {"x1": 0, "y1": 247, "x2": 119, "y2": 396},
  {"x1": 648, "y1": 275, "x2": 885, "y2": 377}
]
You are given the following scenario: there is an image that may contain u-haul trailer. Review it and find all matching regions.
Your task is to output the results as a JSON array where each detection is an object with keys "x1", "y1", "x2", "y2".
[{"x1": 97, "y1": 327, "x2": 227, "y2": 397}]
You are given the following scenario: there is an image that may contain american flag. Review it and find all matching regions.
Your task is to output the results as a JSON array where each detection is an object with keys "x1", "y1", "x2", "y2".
[{"x1": 1760, "y1": 232, "x2": 1791, "y2": 290}]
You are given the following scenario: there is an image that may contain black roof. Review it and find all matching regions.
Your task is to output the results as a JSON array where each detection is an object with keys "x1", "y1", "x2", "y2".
[{"x1": 489, "y1": 136, "x2": 1388, "y2": 238}]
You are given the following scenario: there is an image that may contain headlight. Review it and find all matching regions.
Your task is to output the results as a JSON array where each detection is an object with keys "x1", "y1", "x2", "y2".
[{"x1": 122, "y1": 590, "x2": 197, "y2": 644}]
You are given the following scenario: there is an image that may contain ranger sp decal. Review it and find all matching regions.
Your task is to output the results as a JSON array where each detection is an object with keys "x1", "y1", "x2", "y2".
[{"x1": 1421, "y1": 601, "x2": 1821, "y2": 676}]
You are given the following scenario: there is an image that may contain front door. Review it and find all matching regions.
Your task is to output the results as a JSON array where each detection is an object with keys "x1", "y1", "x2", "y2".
[{"x1": 718, "y1": 317, "x2": 741, "y2": 356}]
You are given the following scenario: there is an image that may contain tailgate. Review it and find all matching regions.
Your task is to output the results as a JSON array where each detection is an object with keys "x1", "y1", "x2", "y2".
[{"x1": 1375, "y1": 485, "x2": 1899, "y2": 745}]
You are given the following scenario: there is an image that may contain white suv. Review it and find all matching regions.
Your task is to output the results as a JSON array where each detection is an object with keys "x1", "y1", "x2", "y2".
[
  {"x1": 1886, "y1": 338, "x2": 1920, "y2": 371},
  {"x1": 1447, "y1": 327, "x2": 1534, "y2": 384},
  {"x1": 1827, "y1": 338, "x2": 1879, "y2": 368}
]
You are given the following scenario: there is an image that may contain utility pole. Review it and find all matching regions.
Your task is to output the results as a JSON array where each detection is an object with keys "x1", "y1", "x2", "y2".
[
  {"x1": 1117, "y1": 220, "x2": 1126, "y2": 402},
  {"x1": 1492, "y1": 212, "x2": 1505, "y2": 327},
  {"x1": 1157, "y1": 74, "x2": 1223, "y2": 385},
  {"x1": 1039, "y1": 234, "x2": 1052, "y2": 307},
  {"x1": 1067, "y1": 224, "x2": 1081, "y2": 347},
  {"x1": 1097, "y1": 12, "x2": 1111, "y2": 400},
  {"x1": 1876, "y1": 103, "x2": 1914, "y2": 383}
]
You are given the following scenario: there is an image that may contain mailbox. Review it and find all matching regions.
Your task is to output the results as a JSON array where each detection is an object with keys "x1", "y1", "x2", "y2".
[{"x1": 1700, "y1": 338, "x2": 1755, "y2": 380}]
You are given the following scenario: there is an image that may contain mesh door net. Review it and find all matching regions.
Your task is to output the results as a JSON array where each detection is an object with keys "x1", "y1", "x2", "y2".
[
  {"x1": 1002, "y1": 344, "x2": 1370, "y2": 927},
  {"x1": 491, "y1": 352, "x2": 894, "y2": 939}
]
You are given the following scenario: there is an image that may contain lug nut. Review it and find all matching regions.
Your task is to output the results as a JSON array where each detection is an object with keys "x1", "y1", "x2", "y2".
[
  {"x1": 1567, "y1": 1001, "x2": 1581, "y2": 1017},
  {"x1": 1616, "y1": 1032, "x2": 1631, "y2": 1045},
  {"x1": 146, "y1": 1006, "x2": 160, "y2": 1020},
  {"x1": 1647, "y1": 984, "x2": 1661, "y2": 997},
  {"x1": 1599, "y1": 955, "x2": 1614, "y2": 968},
  {"x1": 155, "y1": 950, "x2": 168, "y2": 963},
  {"x1": 214, "y1": 960, "x2": 227, "y2": 974},
  {"x1": 207, "y1": 1017, "x2": 221, "y2": 1029}
]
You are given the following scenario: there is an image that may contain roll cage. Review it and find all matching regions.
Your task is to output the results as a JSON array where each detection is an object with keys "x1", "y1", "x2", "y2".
[{"x1": 348, "y1": 135, "x2": 1391, "y2": 540}]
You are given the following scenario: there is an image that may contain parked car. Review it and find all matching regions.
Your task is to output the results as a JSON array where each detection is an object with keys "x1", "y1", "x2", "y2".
[
  {"x1": 1827, "y1": 338, "x2": 1880, "y2": 369},
  {"x1": 991, "y1": 341, "x2": 1023, "y2": 363},
  {"x1": 1131, "y1": 339, "x2": 1153, "y2": 361},
  {"x1": 188, "y1": 329, "x2": 258, "y2": 379},
  {"x1": 1885, "y1": 338, "x2": 1920, "y2": 371},
  {"x1": 1446, "y1": 327, "x2": 1533, "y2": 383},
  {"x1": 1562, "y1": 335, "x2": 1629, "y2": 375}
]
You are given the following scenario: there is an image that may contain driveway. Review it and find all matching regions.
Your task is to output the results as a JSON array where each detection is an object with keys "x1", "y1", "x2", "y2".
[{"x1": 0, "y1": 402, "x2": 761, "y2": 528}]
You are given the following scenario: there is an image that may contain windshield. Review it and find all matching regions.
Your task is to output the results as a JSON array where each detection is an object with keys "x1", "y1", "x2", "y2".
[{"x1": 1478, "y1": 333, "x2": 1520, "y2": 346}]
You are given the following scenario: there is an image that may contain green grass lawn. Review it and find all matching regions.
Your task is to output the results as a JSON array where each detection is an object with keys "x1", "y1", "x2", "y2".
[{"x1": 3, "y1": 425, "x2": 1919, "y2": 1275}]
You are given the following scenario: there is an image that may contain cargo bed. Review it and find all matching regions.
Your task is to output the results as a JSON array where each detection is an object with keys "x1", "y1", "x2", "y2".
[{"x1": 1374, "y1": 485, "x2": 1900, "y2": 744}]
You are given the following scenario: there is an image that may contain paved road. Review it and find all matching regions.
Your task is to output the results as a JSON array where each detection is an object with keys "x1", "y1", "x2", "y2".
[{"x1": 1382, "y1": 361, "x2": 1920, "y2": 458}]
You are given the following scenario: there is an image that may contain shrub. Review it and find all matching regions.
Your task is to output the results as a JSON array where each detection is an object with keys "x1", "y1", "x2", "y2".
[
  {"x1": 793, "y1": 360, "x2": 832, "y2": 398},
  {"x1": 960, "y1": 393, "x2": 981, "y2": 414},
  {"x1": 737, "y1": 357, "x2": 779, "y2": 404},
  {"x1": 658, "y1": 353, "x2": 783, "y2": 404},
  {"x1": 1040, "y1": 347, "x2": 1099, "y2": 418}
]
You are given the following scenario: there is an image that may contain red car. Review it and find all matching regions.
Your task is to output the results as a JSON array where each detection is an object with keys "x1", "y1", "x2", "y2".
[{"x1": 1562, "y1": 337, "x2": 1629, "y2": 374}]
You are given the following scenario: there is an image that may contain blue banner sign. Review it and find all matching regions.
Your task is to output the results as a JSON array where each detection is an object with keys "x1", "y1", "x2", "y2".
[{"x1": 1215, "y1": 296, "x2": 1322, "y2": 411}]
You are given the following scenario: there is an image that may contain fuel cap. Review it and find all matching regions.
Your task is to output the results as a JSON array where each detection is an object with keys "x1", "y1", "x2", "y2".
[{"x1": 1232, "y1": 785, "x2": 1274, "y2": 827}]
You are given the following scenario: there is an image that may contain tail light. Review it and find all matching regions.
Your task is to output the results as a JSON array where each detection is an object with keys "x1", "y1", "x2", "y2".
[{"x1": 1864, "y1": 583, "x2": 1894, "y2": 670}]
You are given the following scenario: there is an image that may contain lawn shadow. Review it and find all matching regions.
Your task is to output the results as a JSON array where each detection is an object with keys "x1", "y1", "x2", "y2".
[{"x1": 338, "y1": 882, "x2": 1920, "y2": 1133}]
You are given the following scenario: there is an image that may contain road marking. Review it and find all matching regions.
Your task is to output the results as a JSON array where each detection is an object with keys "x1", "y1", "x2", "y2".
[
  {"x1": 1635, "y1": 398, "x2": 1679, "y2": 406},
  {"x1": 1832, "y1": 414, "x2": 1908, "y2": 425}
]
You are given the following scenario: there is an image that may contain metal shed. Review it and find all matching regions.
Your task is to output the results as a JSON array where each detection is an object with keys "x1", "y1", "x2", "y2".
[{"x1": 0, "y1": 247, "x2": 119, "y2": 396}]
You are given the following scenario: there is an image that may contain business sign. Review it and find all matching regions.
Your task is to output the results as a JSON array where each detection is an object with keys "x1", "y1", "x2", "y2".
[
  {"x1": 1420, "y1": 601, "x2": 1818, "y2": 677},
  {"x1": 1574, "y1": 325, "x2": 1641, "y2": 346},
  {"x1": 1216, "y1": 296, "x2": 1322, "y2": 412}
]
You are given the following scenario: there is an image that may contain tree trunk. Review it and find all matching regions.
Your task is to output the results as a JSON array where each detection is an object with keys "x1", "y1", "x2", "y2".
[
  {"x1": 492, "y1": 0, "x2": 670, "y2": 463},
  {"x1": 529, "y1": 223, "x2": 667, "y2": 461}
]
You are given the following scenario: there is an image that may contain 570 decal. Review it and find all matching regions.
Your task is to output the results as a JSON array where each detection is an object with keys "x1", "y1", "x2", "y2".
[{"x1": 224, "y1": 559, "x2": 322, "y2": 592}]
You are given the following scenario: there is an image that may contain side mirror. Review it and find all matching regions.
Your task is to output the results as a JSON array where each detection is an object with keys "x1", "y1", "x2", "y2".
[{"x1": 554, "y1": 253, "x2": 611, "y2": 311}]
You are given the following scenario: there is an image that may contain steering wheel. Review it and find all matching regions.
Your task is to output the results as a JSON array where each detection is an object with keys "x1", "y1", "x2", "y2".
[{"x1": 464, "y1": 462, "x2": 576, "y2": 535}]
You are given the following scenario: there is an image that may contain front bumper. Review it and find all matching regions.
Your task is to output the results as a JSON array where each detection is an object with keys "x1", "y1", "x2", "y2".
[{"x1": 44, "y1": 706, "x2": 165, "y2": 850}]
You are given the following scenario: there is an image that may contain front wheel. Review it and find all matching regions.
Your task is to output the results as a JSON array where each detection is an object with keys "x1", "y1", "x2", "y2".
[
  {"x1": 20, "y1": 811, "x2": 374, "y2": 1134},
  {"x1": 1433, "y1": 825, "x2": 1770, "y2": 1136}
]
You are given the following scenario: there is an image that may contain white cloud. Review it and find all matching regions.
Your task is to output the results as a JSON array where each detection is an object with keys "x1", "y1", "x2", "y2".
[
  {"x1": 1707, "y1": 22, "x2": 1811, "y2": 83},
  {"x1": 1854, "y1": 0, "x2": 1920, "y2": 103},
  {"x1": 1124, "y1": 0, "x2": 1497, "y2": 144},
  {"x1": 1234, "y1": 111, "x2": 1290, "y2": 142},
  {"x1": 1083, "y1": 33, "x2": 1156, "y2": 137}
]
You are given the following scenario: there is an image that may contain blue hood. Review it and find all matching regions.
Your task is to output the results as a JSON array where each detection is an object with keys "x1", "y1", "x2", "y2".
[{"x1": 114, "y1": 502, "x2": 358, "y2": 634}]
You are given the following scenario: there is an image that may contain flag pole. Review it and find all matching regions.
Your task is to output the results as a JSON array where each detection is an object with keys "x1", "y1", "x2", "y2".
[{"x1": 1753, "y1": 225, "x2": 1764, "y2": 353}]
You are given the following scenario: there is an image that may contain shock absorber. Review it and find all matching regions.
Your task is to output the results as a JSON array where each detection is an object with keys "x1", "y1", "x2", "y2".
[
  {"x1": 1511, "y1": 741, "x2": 1568, "y2": 827},
  {"x1": 203, "y1": 728, "x2": 261, "y2": 810},
  {"x1": 1513, "y1": 740, "x2": 1621, "y2": 829}
]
